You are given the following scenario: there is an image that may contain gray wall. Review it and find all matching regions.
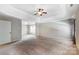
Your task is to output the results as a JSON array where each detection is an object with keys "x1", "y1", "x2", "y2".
[
  {"x1": 75, "y1": 17, "x2": 79, "y2": 48},
  {"x1": 36, "y1": 21, "x2": 72, "y2": 45},
  {"x1": 75, "y1": 7, "x2": 79, "y2": 48},
  {"x1": 11, "y1": 18, "x2": 22, "y2": 41}
]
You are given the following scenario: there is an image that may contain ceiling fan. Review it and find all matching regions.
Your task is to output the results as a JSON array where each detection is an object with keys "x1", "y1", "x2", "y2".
[{"x1": 34, "y1": 8, "x2": 47, "y2": 16}]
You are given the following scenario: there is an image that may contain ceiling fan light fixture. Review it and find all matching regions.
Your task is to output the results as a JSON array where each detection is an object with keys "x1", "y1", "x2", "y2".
[{"x1": 34, "y1": 8, "x2": 47, "y2": 16}]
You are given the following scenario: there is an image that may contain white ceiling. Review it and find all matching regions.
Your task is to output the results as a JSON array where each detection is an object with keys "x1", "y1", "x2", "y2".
[
  {"x1": 10, "y1": 4, "x2": 67, "y2": 19},
  {"x1": 0, "y1": 4, "x2": 78, "y2": 22}
]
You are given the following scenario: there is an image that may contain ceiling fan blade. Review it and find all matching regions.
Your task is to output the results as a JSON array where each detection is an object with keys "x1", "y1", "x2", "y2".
[
  {"x1": 38, "y1": 8, "x2": 44, "y2": 11},
  {"x1": 43, "y1": 12, "x2": 47, "y2": 14}
]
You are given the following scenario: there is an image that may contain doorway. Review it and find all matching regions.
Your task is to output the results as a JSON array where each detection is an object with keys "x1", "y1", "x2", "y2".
[{"x1": 0, "y1": 20, "x2": 11, "y2": 45}]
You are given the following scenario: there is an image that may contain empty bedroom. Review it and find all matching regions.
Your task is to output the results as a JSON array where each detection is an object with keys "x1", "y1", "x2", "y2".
[{"x1": 0, "y1": 4, "x2": 79, "y2": 55}]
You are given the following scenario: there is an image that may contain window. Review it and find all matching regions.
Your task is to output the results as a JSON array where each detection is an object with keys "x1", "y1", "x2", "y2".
[
  {"x1": 26, "y1": 24, "x2": 36, "y2": 35},
  {"x1": 29, "y1": 24, "x2": 36, "y2": 34},
  {"x1": 22, "y1": 21, "x2": 36, "y2": 35}
]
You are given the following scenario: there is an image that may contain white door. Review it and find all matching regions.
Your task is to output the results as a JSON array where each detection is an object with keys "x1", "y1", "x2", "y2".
[{"x1": 0, "y1": 20, "x2": 11, "y2": 45}]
